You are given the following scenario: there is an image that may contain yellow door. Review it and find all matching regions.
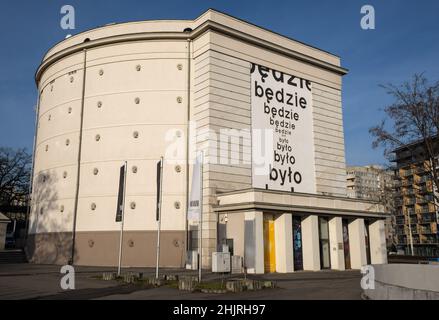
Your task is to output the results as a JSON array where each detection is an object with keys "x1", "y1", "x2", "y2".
[{"x1": 263, "y1": 218, "x2": 276, "y2": 273}]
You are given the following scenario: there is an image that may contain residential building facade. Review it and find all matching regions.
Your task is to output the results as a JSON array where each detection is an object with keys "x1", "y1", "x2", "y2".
[
  {"x1": 392, "y1": 142, "x2": 439, "y2": 257},
  {"x1": 347, "y1": 165, "x2": 396, "y2": 248}
]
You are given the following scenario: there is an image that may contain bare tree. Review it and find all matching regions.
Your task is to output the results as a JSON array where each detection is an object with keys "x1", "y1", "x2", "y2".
[
  {"x1": 0, "y1": 147, "x2": 32, "y2": 207},
  {"x1": 370, "y1": 74, "x2": 439, "y2": 203}
]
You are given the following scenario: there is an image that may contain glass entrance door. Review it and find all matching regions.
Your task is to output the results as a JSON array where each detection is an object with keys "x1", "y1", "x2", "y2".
[
  {"x1": 319, "y1": 217, "x2": 331, "y2": 269},
  {"x1": 342, "y1": 219, "x2": 351, "y2": 269}
]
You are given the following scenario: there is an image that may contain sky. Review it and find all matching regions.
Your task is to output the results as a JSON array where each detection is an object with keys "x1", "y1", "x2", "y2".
[{"x1": 0, "y1": 0, "x2": 438, "y2": 166}]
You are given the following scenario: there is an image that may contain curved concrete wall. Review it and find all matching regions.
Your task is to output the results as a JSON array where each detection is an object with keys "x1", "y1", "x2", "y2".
[
  {"x1": 28, "y1": 36, "x2": 190, "y2": 267},
  {"x1": 365, "y1": 264, "x2": 439, "y2": 300}
]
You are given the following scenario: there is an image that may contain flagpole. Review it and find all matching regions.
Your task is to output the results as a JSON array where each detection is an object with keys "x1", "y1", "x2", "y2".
[
  {"x1": 198, "y1": 151, "x2": 204, "y2": 283},
  {"x1": 156, "y1": 157, "x2": 164, "y2": 279},
  {"x1": 117, "y1": 161, "x2": 128, "y2": 277}
]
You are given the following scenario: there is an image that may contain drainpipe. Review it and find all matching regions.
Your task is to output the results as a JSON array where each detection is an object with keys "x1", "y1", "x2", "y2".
[
  {"x1": 185, "y1": 38, "x2": 192, "y2": 259},
  {"x1": 70, "y1": 49, "x2": 87, "y2": 265}
]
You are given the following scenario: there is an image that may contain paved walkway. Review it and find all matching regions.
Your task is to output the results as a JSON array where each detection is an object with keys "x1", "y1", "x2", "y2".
[{"x1": 0, "y1": 263, "x2": 362, "y2": 300}]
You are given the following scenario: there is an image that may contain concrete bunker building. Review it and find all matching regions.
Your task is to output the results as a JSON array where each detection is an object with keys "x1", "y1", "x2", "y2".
[{"x1": 28, "y1": 9, "x2": 388, "y2": 273}]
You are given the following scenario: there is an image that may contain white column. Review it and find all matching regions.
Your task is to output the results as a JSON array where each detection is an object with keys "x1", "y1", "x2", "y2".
[
  {"x1": 329, "y1": 217, "x2": 345, "y2": 270},
  {"x1": 348, "y1": 218, "x2": 367, "y2": 269},
  {"x1": 369, "y1": 219, "x2": 388, "y2": 264},
  {"x1": 275, "y1": 213, "x2": 294, "y2": 273},
  {"x1": 244, "y1": 211, "x2": 264, "y2": 274},
  {"x1": 302, "y1": 215, "x2": 320, "y2": 271}
]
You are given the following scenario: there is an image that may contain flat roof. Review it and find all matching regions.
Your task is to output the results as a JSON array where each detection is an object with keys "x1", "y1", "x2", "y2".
[
  {"x1": 36, "y1": 9, "x2": 347, "y2": 83},
  {"x1": 214, "y1": 188, "x2": 388, "y2": 218}
]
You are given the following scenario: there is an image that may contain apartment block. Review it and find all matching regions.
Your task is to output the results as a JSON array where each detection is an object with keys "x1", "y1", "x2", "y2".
[
  {"x1": 392, "y1": 142, "x2": 439, "y2": 257},
  {"x1": 347, "y1": 165, "x2": 395, "y2": 248}
]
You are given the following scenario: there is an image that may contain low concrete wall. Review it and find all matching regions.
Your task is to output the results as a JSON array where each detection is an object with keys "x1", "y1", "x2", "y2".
[{"x1": 365, "y1": 264, "x2": 439, "y2": 300}]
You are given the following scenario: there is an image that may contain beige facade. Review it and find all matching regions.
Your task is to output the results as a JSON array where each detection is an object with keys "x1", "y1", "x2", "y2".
[{"x1": 28, "y1": 9, "x2": 388, "y2": 272}]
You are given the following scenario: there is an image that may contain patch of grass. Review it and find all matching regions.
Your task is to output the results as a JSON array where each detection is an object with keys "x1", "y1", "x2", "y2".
[
  {"x1": 195, "y1": 281, "x2": 226, "y2": 291},
  {"x1": 135, "y1": 280, "x2": 154, "y2": 289},
  {"x1": 165, "y1": 280, "x2": 179, "y2": 289}
]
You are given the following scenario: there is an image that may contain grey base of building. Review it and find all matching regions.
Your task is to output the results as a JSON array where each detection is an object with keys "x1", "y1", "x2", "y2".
[{"x1": 26, "y1": 231, "x2": 186, "y2": 267}]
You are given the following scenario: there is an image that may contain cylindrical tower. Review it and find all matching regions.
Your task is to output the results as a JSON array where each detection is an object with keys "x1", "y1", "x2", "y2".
[{"x1": 28, "y1": 20, "x2": 193, "y2": 267}]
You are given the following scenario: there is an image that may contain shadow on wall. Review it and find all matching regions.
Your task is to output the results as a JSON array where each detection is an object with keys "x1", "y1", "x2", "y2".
[{"x1": 25, "y1": 170, "x2": 77, "y2": 265}]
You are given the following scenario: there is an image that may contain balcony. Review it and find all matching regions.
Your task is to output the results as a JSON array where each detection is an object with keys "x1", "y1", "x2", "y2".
[
  {"x1": 418, "y1": 225, "x2": 437, "y2": 234},
  {"x1": 395, "y1": 200, "x2": 403, "y2": 207},
  {"x1": 416, "y1": 185, "x2": 431, "y2": 194},
  {"x1": 421, "y1": 239, "x2": 439, "y2": 245},
  {"x1": 420, "y1": 213, "x2": 436, "y2": 222},
  {"x1": 396, "y1": 150, "x2": 413, "y2": 160},
  {"x1": 403, "y1": 189, "x2": 415, "y2": 196},
  {"x1": 418, "y1": 219, "x2": 434, "y2": 224},
  {"x1": 413, "y1": 166, "x2": 426, "y2": 175},
  {"x1": 417, "y1": 195, "x2": 434, "y2": 204},
  {"x1": 418, "y1": 229, "x2": 433, "y2": 235},
  {"x1": 416, "y1": 205, "x2": 436, "y2": 214},
  {"x1": 415, "y1": 176, "x2": 430, "y2": 185},
  {"x1": 402, "y1": 169, "x2": 413, "y2": 177}
]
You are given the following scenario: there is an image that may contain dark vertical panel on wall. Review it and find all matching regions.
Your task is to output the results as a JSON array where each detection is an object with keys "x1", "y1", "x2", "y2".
[
  {"x1": 293, "y1": 216, "x2": 303, "y2": 271},
  {"x1": 217, "y1": 222, "x2": 227, "y2": 251},
  {"x1": 244, "y1": 220, "x2": 255, "y2": 269},
  {"x1": 365, "y1": 220, "x2": 371, "y2": 265}
]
